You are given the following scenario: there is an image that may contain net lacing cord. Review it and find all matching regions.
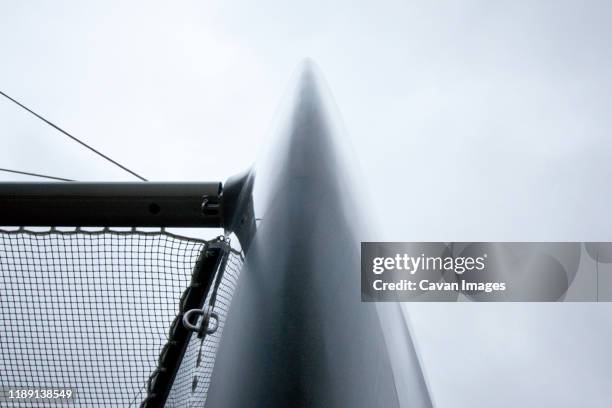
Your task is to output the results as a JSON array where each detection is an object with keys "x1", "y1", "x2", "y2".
[
  {"x1": 0, "y1": 226, "x2": 213, "y2": 242},
  {"x1": 189, "y1": 241, "x2": 231, "y2": 394},
  {"x1": 141, "y1": 236, "x2": 242, "y2": 407},
  {"x1": 164, "y1": 243, "x2": 244, "y2": 408}
]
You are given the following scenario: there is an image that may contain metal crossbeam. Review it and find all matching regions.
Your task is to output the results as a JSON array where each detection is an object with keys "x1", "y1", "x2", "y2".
[{"x1": 0, "y1": 182, "x2": 223, "y2": 227}]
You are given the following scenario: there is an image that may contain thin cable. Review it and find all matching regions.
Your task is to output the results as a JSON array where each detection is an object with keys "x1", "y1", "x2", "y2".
[
  {"x1": 0, "y1": 167, "x2": 74, "y2": 181},
  {"x1": 0, "y1": 90, "x2": 148, "y2": 181}
]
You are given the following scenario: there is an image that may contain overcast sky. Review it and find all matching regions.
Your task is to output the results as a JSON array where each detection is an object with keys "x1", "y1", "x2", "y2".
[{"x1": 1, "y1": 1, "x2": 611, "y2": 406}]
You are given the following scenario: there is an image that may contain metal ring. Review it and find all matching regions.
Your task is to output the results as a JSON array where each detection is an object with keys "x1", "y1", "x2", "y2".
[
  {"x1": 182, "y1": 308, "x2": 219, "y2": 337},
  {"x1": 182, "y1": 309, "x2": 205, "y2": 332}
]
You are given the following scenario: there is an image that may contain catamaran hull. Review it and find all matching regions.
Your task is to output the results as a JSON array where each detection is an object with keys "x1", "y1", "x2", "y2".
[{"x1": 208, "y1": 63, "x2": 432, "y2": 408}]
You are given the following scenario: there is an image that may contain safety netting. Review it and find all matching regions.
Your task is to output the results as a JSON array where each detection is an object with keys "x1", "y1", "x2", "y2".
[{"x1": 0, "y1": 227, "x2": 243, "y2": 407}]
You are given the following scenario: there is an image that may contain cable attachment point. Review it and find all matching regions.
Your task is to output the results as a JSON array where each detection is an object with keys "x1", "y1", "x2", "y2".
[
  {"x1": 201, "y1": 194, "x2": 221, "y2": 216},
  {"x1": 182, "y1": 307, "x2": 219, "y2": 338}
]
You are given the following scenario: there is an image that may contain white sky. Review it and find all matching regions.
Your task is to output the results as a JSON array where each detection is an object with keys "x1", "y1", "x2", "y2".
[{"x1": 1, "y1": 1, "x2": 611, "y2": 406}]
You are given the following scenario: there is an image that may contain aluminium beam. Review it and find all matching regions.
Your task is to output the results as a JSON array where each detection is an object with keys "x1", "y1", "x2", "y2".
[{"x1": 0, "y1": 182, "x2": 223, "y2": 227}]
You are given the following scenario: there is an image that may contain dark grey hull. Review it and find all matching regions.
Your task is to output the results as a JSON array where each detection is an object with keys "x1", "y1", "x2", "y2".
[{"x1": 209, "y1": 63, "x2": 432, "y2": 407}]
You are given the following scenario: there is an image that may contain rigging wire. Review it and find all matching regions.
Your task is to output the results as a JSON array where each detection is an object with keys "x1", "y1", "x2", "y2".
[
  {"x1": 0, "y1": 90, "x2": 148, "y2": 181},
  {"x1": 0, "y1": 167, "x2": 74, "y2": 182}
]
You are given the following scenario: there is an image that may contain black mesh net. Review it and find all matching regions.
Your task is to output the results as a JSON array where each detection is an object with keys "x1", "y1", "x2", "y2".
[{"x1": 0, "y1": 227, "x2": 243, "y2": 407}]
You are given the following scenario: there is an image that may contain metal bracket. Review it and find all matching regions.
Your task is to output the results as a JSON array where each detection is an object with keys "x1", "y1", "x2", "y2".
[{"x1": 201, "y1": 194, "x2": 221, "y2": 217}]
